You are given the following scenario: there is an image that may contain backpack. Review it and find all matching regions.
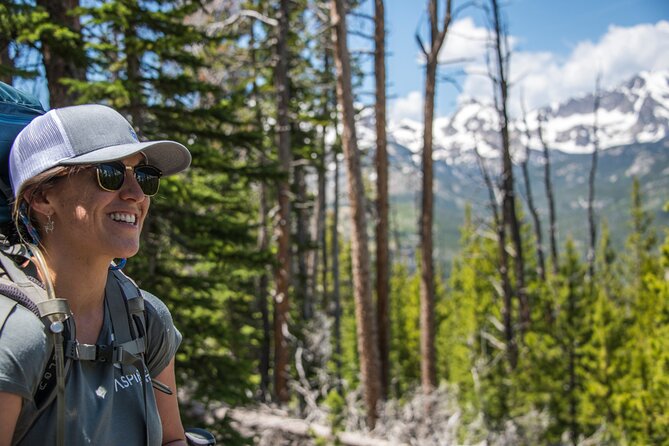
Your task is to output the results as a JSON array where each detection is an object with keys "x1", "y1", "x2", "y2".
[{"x1": 0, "y1": 81, "x2": 45, "y2": 224}]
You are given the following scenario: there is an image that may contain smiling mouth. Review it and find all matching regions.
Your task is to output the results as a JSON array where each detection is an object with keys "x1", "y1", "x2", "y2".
[{"x1": 109, "y1": 212, "x2": 138, "y2": 226}]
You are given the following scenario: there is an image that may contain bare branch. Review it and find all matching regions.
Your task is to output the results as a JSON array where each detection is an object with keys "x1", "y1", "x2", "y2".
[
  {"x1": 441, "y1": 0, "x2": 453, "y2": 38},
  {"x1": 348, "y1": 29, "x2": 375, "y2": 42},
  {"x1": 349, "y1": 11, "x2": 374, "y2": 21},
  {"x1": 437, "y1": 56, "x2": 475, "y2": 66},
  {"x1": 415, "y1": 32, "x2": 429, "y2": 57},
  {"x1": 438, "y1": 75, "x2": 463, "y2": 92},
  {"x1": 207, "y1": 9, "x2": 278, "y2": 36}
]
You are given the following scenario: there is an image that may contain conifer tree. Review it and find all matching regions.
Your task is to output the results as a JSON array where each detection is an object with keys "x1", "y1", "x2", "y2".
[
  {"x1": 613, "y1": 178, "x2": 666, "y2": 443},
  {"x1": 35, "y1": 0, "x2": 86, "y2": 107},
  {"x1": 64, "y1": 0, "x2": 266, "y2": 408}
]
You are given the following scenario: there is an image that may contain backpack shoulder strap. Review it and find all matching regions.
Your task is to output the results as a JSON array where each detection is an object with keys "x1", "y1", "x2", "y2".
[
  {"x1": 0, "y1": 248, "x2": 72, "y2": 420},
  {"x1": 108, "y1": 269, "x2": 146, "y2": 355}
]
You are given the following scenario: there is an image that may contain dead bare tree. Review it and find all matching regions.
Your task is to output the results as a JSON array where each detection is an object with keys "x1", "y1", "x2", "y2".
[
  {"x1": 536, "y1": 111, "x2": 559, "y2": 274},
  {"x1": 415, "y1": 0, "x2": 453, "y2": 395},
  {"x1": 330, "y1": 0, "x2": 382, "y2": 427},
  {"x1": 587, "y1": 74, "x2": 602, "y2": 281},
  {"x1": 520, "y1": 99, "x2": 546, "y2": 281},
  {"x1": 475, "y1": 145, "x2": 516, "y2": 366},
  {"x1": 488, "y1": 0, "x2": 529, "y2": 340}
]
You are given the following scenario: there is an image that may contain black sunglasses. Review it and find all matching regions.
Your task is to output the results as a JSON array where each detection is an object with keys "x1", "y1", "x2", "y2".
[{"x1": 94, "y1": 161, "x2": 162, "y2": 196}]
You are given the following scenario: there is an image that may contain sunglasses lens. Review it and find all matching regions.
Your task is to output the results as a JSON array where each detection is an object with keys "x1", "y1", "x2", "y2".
[
  {"x1": 96, "y1": 163, "x2": 125, "y2": 191},
  {"x1": 134, "y1": 166, "x2": 161, "y2": 196}
]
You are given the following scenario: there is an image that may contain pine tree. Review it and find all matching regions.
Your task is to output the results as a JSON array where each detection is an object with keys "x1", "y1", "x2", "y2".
[
  {"x1": 64, "y1": 0, "x2": 267, "y2": 408},
  {"x1": 612, "y1": 178, "x2": 667, "y2": 443}
]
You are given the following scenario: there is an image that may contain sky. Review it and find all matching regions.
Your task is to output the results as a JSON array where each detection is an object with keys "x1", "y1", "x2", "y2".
[{"x1": 354, "y1": 0, "x2": 669, "y2": 123}]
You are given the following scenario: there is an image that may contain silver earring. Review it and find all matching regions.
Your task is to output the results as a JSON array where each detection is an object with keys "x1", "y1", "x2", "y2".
[{"x1": 45, "y1": 215, "x2": 55, "y2": 234}]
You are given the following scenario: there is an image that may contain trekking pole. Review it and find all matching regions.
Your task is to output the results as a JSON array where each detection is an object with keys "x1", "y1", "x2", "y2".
[{"x1": 28, "y1": 243, "x2": 71, "y2": 446}]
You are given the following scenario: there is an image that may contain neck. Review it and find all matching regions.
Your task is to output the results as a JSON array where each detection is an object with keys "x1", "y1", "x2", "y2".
[{"x1": 38, "y1": 244, "x2": 110, "y2": 316}]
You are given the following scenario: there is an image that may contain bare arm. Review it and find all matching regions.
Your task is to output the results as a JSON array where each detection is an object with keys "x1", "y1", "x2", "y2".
[
  {"x1": 154, "y1": 358, "x2": 187, "y2": 446},
  {"x1": 0, "y1": 392, "x2": 21, "y2": 446}
]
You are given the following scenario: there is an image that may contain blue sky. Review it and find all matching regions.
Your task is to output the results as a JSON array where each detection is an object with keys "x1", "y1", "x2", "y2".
[{"x1": 355, "y1": 0, "x2": 669, "y2": 121}]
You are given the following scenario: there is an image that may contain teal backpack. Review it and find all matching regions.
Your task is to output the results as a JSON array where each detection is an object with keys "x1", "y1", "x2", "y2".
[{"x1": 0, "y1": 82, "x2": 45, "y2": 224}]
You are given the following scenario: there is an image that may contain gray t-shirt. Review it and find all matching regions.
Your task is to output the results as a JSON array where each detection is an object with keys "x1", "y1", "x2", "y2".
[{"x1": 0, "y1": 289, "x2": 182, "y2": 446}]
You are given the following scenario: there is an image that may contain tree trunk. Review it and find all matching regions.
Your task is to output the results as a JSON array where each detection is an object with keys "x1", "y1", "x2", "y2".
[
  {"x1": 36, "y1": 0, "x2": 85, "y2": 107},
  {"x1": 417, "y1": 0, "x2": 452, "y2": 394},
  {"x1": 295, "y1": 164, "x2": 312, "y2": 320},
  {"x1": 491, "y1": 0, "x2": 529, "y2": 331},
  {"x1": 125, "y1": 17, "x2": 144, "y2": 132},
  {"x1": 258, "y1": 180, "x2": 272, "y2": 401},
  {"x1": 520, "y1": 111, "x2": 546, "y2": 281},
  {"x1": 537, "y1": 113, "x2": 559, "y2": 274},
  {"x1": 0, "y1": 40, "x2": 11, "y2": 84},
  {"x1": 420, "y1": 56, "x2": 438, "y2": 393},
  {"x1": 476, "y1": 147, "x2": 516, "y2": 367},
  {"x1": 308, "y1": 129, "x2": 327, "y2": 312},
  {"x1": 332, "y1": 147, "x2": 342, "y2": 388},
  {"x1": 274, "y1": 0, "x2": 293, "y2": 404},
  {"x1": 251, "y1": 22, "x2": 271, "y2": 402},
  {"x1": 587, "y1": 76, "x2": 601, "y2": 281},
  {"x1": 330, "y1": 0, "x2": 381, "y2": 427},
  {"x1": 374, "y1": 0, "x2": 390, "y2": 401}
]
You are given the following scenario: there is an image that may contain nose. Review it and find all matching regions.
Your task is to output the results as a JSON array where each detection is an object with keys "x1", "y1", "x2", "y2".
[{"x1": 119, "y1": 168, "x2": 147, "y2": 202}]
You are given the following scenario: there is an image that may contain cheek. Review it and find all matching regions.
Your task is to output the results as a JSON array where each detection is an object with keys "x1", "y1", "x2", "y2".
[{"x1": 141, "y1": 199, "x2": 150, "y2": 222}]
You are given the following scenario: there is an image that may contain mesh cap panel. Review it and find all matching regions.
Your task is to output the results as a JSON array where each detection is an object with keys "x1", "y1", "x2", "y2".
[{"x1": 10, "y1": 111, "x2": 74, "y2": 193}]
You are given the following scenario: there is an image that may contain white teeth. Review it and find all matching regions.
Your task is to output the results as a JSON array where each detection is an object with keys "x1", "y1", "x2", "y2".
[{"x1": 110, "y1": 213, "x2": 137, "y2": 224}]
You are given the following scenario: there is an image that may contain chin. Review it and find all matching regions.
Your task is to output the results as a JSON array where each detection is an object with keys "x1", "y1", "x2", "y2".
[{"x1": 113, "y1": 244, "x2": 141, "y2": 259}]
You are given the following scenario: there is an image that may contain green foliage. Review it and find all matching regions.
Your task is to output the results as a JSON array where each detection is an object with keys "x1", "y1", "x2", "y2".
[{"x1": 389, "y1": 262, "x2": 420, "y2": 398}]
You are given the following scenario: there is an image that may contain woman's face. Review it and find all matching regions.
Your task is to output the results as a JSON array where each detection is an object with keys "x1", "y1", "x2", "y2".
[{"x1": 41, "y1": 153, "x2": 151, "y2": 263}]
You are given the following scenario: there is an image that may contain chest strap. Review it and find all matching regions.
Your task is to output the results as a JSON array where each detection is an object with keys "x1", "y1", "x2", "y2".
[{"x1": 62, "y1": 270, "x2": 146, "y2": 371}]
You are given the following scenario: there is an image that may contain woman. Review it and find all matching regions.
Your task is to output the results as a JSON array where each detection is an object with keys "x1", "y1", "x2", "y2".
[{"x1": 0, "y1": 104, "x2": 192, "y2": 446}]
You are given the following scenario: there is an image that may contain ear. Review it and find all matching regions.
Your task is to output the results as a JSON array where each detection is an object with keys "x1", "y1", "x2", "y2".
[{"x1": 22, "y1": 186, "x2": 54, "y2": 219}]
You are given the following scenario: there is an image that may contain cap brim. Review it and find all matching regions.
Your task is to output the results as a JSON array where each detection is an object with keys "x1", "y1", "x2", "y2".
[{"x1": 59, "y1": 140, "x2": 191, "y2": 176}]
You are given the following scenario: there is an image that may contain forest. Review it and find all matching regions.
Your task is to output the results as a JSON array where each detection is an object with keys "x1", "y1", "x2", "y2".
[{"x1": 1, "y1": 1, "x2": 668, "y2": 445}]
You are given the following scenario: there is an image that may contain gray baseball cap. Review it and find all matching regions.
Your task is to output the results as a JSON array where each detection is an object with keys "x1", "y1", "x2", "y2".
[{"x1": 9, "y1": 104, "x2": 191, "y2": 197}]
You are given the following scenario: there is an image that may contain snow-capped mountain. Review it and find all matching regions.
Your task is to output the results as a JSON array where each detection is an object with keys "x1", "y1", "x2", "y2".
[
  {"x1": 353, "y1": 70, "x2": 669, "y2": 263},
  {"x1": 379, "y1": 70, "x2": 669, "y2": 166}
]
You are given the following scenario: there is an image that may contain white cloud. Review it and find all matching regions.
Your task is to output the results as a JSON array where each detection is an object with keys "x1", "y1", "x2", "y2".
[
  {"x1": 459, "y1": 20, "x2": 669, "y2": 116},
  {"x1": 390, "y1": 20, "x2": 669, "y2": 122},
  {"x1": 440, "y1": 17, "x2": 490, "y2": 63},
  {"x1": 389, "y1": 90, "x2": 424, "y2": 122}
]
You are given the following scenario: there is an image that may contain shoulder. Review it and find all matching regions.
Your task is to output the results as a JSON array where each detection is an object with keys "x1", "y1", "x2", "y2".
[
  {"x1": 0, "y1": 295, "x2": 50, "y2": 398},
  {"x1": 141, "y1": 289, "x2": 175, "y2": 328},
  {"x1": 139, "y1": 289, "x2": 182, "y2": 376},
  {"x1": 0, "y1": 295, "x2": 46, "y2": 341}
]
